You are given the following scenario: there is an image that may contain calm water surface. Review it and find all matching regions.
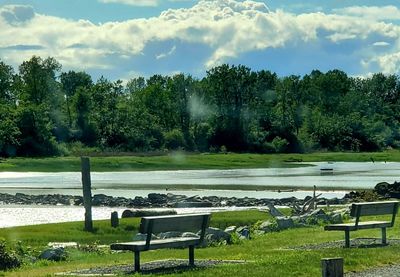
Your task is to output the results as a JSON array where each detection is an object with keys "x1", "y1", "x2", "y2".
[
  {"x1": 0, "y1": 162, "x2": 398, "y2": 190},
  {"x1": 1, "y1": 162, "x2": 398, "y2": 227}
]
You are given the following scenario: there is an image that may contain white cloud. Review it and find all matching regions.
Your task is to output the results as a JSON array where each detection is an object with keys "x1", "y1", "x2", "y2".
[
  {"x1": 99, "y1": 0, "x2": 158, "y2": 7},
  {"x1": 373, "y1": 41, "x2": 390, "y2": 47},
  {"x1": 2, "y1": 1, "x2": 400, "y2": 77},
  {"x1": 156, "y1": 45, "x2": 176, "y2": 59},
  {"x1": 373, "y1": 52, "x2": 400, "y2": 74},
  {"x1": 335, "y1": 5, "x2": 400, "y2": 21}
]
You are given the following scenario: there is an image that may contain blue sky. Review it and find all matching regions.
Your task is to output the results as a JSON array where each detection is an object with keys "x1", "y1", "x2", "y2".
[{"x1": 1, "y1": 0, "x2": 400, "y2": 81}]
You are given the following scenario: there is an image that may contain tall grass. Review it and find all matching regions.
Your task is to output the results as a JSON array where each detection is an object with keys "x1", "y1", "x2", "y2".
[{"x1": 1, "y1": 150, "x2": 399, "y2": 172}]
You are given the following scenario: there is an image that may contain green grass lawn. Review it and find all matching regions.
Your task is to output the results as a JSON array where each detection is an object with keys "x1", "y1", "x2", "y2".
[
  {"x1": 1, "y1": 150, "x2": 399, "y2": 172},
  {"x1": 2, "y1": 209, "x2": 400, "y2": 276}
]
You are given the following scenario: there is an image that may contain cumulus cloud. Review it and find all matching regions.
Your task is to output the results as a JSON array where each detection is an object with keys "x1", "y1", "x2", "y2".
[
  {"x1": 373, "y1": 52, "x2": 400, "y2": 74},
  {"x1": 99, "y1": 0, "x2": 158, "y2": 6},
  {"x1": 2, "y1": 1, "x2": 400, "y2": 78}
]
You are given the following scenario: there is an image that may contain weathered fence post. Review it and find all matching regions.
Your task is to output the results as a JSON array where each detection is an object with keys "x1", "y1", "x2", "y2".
[
  {"x1": 321, "y1": 257, "x2": 343, "y2": 277},
  {"x1": 313, "y1": 185, "x2": 317, "y2": 210},
  {"x1": 111, "y1": 211, "x2": 119, "y2": 228},
  {"x1": 81, "y1": 156, "x2": 93, "y2": 231}
]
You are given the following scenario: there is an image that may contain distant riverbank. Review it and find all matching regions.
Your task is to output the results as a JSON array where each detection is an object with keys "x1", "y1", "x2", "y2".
[{"x1": 0, "y1": 151, "x2": 399, "y2": 172}]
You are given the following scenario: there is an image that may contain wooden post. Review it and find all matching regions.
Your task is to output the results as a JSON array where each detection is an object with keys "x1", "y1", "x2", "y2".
[
  {"x1": 111, "y1": 211, "x2": 119, "y2": 228},
  {"x1": 321, "y1": 258, "x2": 343, "y2": 277},
  {"x1": 344, "y1": 230, "x2": 350, "y2": 248},
  {"x1": 313, "y1": 185, "x2": 317, "y2": 210},
  {"x1": 81, "y1": 157, "x2": 93, "y2": 231}
]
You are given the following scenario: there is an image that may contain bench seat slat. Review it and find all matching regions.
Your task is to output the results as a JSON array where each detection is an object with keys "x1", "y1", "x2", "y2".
[
  {"x1": 325, "y1": 221, "x2": 391, "y2": 231},
  {"x1": 111, "y1": 237, "x2": 200, "y2": 252}
]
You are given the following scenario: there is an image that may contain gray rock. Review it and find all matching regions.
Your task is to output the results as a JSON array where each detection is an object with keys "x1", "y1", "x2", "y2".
[
  {"x1": 236, "y1": 226, "x2": 250, "y2": 240},
  {"x1": 39, "y1": 247, "x2": 67, "y2": 261},
  {"x1": 224, "y1": 226, "x2": 237, "y2": 234},
  {"x1": 133, "y1": 233, "x2": 159, "y2": 241},
  {"x1": 329, "y1": 213, "x2": 343, "y2": 224},
  {"x1": 267, "y1": 203, "x2": 285, "y2": 217},
  {"x1": 258, "y1": 220, "x2": 276, "y2": 232},
  {"x1": 148, "y1": 193, "x2": 168, "y2": 205},
  {"x1": 121, "y1": 209, "x2": 176, "y2": 218},
  {"x1": 276, "y1": 217, "x2": 295, "y2": 230},
  {"x1": 158, "y1": 231, "x2": 183, "y2": 239},
  {"x1": 202, "y1": 227, "x2": 231, "y2": 244},
  {"x1": 182, "y1": 232, "x2": 199, "y2": 238}
]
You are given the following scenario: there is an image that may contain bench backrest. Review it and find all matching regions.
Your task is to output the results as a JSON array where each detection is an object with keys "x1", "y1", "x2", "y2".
[
  {"x1": 350, "y1": 201, "x2": 399, "y2": 227},
  {"x1": 139, "y1": 213, "x2": 211, "y2": 248}
]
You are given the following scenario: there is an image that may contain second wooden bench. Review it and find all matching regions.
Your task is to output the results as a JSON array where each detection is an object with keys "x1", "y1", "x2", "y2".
[{"x1": 324, "y1": 201, "x2": 399, "y2": 248}]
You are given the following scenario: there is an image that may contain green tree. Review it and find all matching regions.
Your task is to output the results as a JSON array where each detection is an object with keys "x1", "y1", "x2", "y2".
[
  {"x1": 60, "y1": 71, "x2": 92, "y2": 128},
  {"x1": 0, "y1": 61, "x2": 20, "y2": 156},
  {"x1": 17, "y1": 56, "x2": 61, "y2": 156},
  {"x1": 205, "y1": 64, "x2": 256, "y2": 151}
]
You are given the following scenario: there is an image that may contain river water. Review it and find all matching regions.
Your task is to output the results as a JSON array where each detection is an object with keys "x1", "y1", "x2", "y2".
[
  {"x1": 0, "y1": 162, "x2": 398, "y2": 227},
  {"x1": 0, "y1": 162, "x2": 398, "y2": 191}
]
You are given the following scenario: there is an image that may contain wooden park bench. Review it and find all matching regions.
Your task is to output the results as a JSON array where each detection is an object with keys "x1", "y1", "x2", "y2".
[
  {"x1": 324, "y1": 201, "x2": 399, "y2": 248},
  {"x1": 110, "y1": 213, "x2": 211, "y2": 272}
]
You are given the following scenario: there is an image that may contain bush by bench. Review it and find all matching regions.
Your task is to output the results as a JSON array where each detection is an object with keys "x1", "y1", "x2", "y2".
[
  {"x1": 324, "y1": 201, "x2": 399, "y2": 248},
  {"x1": 110, "y1": 213, "x2": 211, "y2": 272}
]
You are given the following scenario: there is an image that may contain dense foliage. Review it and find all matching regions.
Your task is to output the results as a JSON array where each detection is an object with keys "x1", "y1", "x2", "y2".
[
  {"x1": 0, "y1": 241, "x2": 21, "y2": 270},
  {"x1": 1, "y1": 56, "x2": 400, "y2": 156}
]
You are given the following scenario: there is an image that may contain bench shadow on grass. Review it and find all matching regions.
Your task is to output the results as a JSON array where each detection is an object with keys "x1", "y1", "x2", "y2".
[{"x1": 63, "y1": 259, "x2": 246, "y2": 276}]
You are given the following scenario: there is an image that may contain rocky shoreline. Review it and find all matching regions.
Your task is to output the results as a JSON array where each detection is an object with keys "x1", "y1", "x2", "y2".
[
  {"x1": 0, "y1": 191, "x2": 349, "y2": 208},
  {"x1": 1, "y1": 181, "x2": 398, "y2": 208}
]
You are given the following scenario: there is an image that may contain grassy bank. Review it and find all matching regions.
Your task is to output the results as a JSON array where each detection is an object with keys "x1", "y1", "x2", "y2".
[
  {"x1": 2, "y1": 209, "x2": 400, "y2": 276},
  {"x1": 0, "y1": 150, "x2": 399, "y2": 172}
]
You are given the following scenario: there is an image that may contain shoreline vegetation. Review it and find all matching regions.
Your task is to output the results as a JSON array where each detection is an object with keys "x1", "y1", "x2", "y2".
[{"x1": 0, "y1": 151, "x2": 399, "y2": 172}]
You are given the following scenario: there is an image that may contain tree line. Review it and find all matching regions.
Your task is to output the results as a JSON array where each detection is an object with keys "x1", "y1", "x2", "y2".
[{"x1": 0, "y1": 56, "x2": 399, "y2": 157}]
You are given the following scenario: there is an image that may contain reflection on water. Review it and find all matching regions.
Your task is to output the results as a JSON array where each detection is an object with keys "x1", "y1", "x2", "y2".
[{"x1": 0, "y1": 205, "x2": 264, "y2": 228}]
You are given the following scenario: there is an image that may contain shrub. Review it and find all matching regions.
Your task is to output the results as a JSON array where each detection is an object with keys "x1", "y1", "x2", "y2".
[
  {"x1": 164, "y1": 129, "x2": 185, "y2": 150},
  {"x1": 0, "y1": 241, "x2": 21, "y2": 270},
  {"x1": 271, "y1": 137, "x2": 289, "y2": 153}
]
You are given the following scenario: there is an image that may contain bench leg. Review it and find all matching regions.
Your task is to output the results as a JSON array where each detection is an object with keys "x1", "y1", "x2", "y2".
[
  {"x1": 134, "y1": 251, "x2": 140, "y2": 272},
  {"x1": 382, "y1": 227, "x2": 387, "y2": 244},
  {"x1": 344, "y1": 230, "x2": 350, "y2": 248},
  {"x1": 189, "y1": 245, "x2": 195, "y2": 266}
]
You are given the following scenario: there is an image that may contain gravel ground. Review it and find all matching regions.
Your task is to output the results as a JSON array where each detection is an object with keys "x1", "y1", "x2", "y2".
[
  {"x1": 60, "y1": 259, "x2": 246, "y2": 276},
  {"x1": 288, "y1": 238, "x2": 400, "y2": 250},
  {"x1": 345, "y1": 264, "x2": 400, "y2": 277},
  {"x1": 59, "y1": 239, "x2": 400, "y2": 276},
  {"x1": 288, "y1": 238, "x2": 400, "y2": 277}
]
